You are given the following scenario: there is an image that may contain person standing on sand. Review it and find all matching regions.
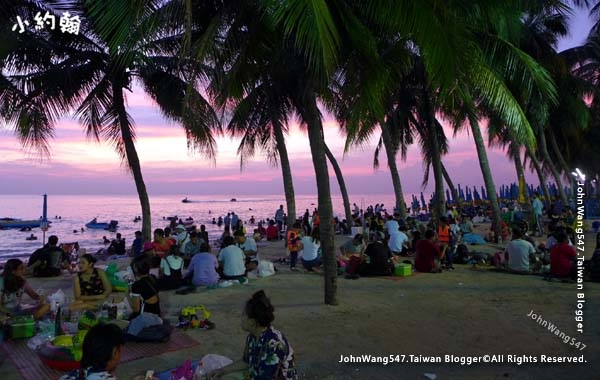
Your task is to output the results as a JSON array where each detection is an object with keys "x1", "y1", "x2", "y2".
[
  {"x1": 532, "y1": 193, "x2": 544, "y2": 237},
  {"x1": 206, "y1": 290, "x2": 297, "y2": 380},
  {"x1": 275, "y1": 205, "x2": 285, "y2": 232}
]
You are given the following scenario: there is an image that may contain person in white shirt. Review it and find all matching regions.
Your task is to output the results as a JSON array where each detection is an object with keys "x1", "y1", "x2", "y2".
[
  {"x1": 174, "y1": 224, "x2": 190, "y2": 254},
  {"x1": 218, "y1": 236, "x2": 246, "y2": 280},
  {"x1": 159, "y1": 245, "x2": 184, "y2": 290},
  {"x1": 384, "y1": 216, "x2": 399, "y2": 237},
  {"x1": 299, "y1": 228, "x2": 321, "y2": 271},
  {"x1": 388, "y1": 226, "x2": 409, "y2": 255},
  {"x1": 505, "y1": 228, "x2": 537, "y2": 274},
  {"x1": 235, "y1": 230, "x2": 259, "y2": 272}
]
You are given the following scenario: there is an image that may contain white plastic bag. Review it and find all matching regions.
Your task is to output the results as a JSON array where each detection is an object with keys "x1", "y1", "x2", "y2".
[
  {"x1": 257, "y1": 260, "x2": 275, "y2": 277},
  {"x1": 195, "y1": 354, "x2": 233, "y2": 378},
  {"x1": 47, "y1": 289, "x2": 66, "y2": 313}
]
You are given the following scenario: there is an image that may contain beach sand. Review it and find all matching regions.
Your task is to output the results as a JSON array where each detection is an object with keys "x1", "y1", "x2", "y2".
[{"x1": 1, "y1": 228, "x2": 598, "y2": 380}]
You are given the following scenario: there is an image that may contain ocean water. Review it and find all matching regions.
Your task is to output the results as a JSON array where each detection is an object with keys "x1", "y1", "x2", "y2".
[{"x1": 0, "y1": 193, "x2": 400, "y2": 263}]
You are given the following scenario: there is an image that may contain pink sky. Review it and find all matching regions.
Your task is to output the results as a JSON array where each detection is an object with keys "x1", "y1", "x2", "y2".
[{"x1": 0, "y1": 8, "x2": 592, "y2": 196}]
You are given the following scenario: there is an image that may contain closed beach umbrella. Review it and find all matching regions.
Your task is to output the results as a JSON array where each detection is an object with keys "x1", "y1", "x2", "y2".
[
  {"x1": 446, "y1": 189, "x2": 451, "y2": 204},
  {"x1": 481, "y1": 186, "x2": 487, "y2": 200}
]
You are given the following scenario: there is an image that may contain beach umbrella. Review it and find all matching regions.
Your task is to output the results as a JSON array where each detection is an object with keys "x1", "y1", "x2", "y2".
[
  {"x1": 41, "y1": 194, "x2": 49, "y2": 243},
  {"x1": 473, "y1": 188, "x2": 480, "y2": 201},
  {"x1": 481, "y1": 186, "x2": 487, "y2": 200},
  {"x1": 466, "y1": 187, "x2": 472, "y2": 202},
  {"x1": 458, "y1": 185, "x2": 464, "y2": 201},
  {"x1": 446, "y1": 189, "x2": 451, "y2": 204}
]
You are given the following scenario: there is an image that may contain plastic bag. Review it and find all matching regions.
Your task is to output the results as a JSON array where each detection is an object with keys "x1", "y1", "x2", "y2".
[
  {"x1": 196, "y1": 354, "x2": 233, "y2": 377},
  {"x1": 48, "y1": 289, "x2": 66, "y2": 313},
  {"x1": 257, "y1": 260, "x2": 275, "y2": 277}
]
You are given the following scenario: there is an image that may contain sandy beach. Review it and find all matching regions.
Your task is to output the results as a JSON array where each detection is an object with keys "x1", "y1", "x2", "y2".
[{"x1": 1, "y1": 227, "x2": 598, "y2": 380}]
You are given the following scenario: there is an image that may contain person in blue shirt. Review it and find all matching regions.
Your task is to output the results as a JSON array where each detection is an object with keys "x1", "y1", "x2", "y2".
[{"x1": 131, "y1": 231, "x2": 143, "y2": 258}]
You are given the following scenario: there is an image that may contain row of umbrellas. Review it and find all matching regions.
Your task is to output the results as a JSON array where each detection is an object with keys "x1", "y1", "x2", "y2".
[{"x1": 409, "y1": 183, "x2": 574, "y2": 209}]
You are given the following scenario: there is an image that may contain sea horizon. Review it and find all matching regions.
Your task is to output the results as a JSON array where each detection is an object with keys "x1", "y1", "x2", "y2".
[{"x1": 1, "y1": 193, "x2": 408, "y2": 263}]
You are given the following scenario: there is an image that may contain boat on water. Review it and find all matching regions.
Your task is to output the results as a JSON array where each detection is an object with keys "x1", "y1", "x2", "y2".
[
  {"x1": 230, "y1": 198, "x2": 237, "y2": 202},
  {"x1": 0, "y1": 218, "x2": 49, "y2": 229},
  {"x1": 182, "y1": 197, "x2": 192, "y2": 203},
  {"x1": 85, "y1": 219, "x2": 119, "y2": 230}
]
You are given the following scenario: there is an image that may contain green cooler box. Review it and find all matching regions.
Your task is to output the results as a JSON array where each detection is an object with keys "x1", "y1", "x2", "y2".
[
  {"x1": 394, "y1": 263, "x2": 412, "y2": 277},
  {"x1": 10, "y1": 315, "x2": 35, "y2": 339}
]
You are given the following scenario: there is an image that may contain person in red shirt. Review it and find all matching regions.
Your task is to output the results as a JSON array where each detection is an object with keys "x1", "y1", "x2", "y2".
[
  {"x1": 415, "y1": 229, "x2": 442, "y2": 273},
  {"x1": 266, "y1": 220, "x2": 280, "y2": 241},
  {"x1": 550, "y1": 231, "x2": 577, "y2": 278},
  {"x1": 152, "y1": 228, "x2": 173, "y2": 259}
]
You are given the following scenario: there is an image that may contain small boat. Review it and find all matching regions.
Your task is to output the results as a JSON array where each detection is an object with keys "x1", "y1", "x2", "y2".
[
  {"x1": 26, "y1": 234, "x2": 38, "y2": 241},
  {"x1": 230, "y1": 198, "x2": 237, "y2": 202},
  {"x1": 85, "y1": 219, "x2": 119, "y2": 230},
  {"x1": 182, "y1": 197, "x2": 192, "y2": 203},
  {"x1": 0, "y1": 218, "x2": 49, "y2": 229}
]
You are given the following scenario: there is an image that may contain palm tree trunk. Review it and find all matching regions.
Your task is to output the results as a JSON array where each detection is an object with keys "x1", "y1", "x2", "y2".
[
  {"x1": 526, "y1": 147, "x2": 551, "y2": 202},
  {"x1": 273, "y1": 122, "x2": 296, "y2": 224},
  {"x1": 510, "y1": 142, "x2": 530, "y2": 206},
  {"x1": 380, "y1": 124, "x2": 407, "y2": 218},
  {"x1": 300, "y1": 92, "x2": 337, "y2": 306},
  {"x1": 441, "y1": 161, "x2": 459, "y2": 207},
  {"x1": 422, "y1": 91, "x2": 445, "y2": 220},
  {"x1": 547, "y1": 128, "x2": 575, "y2": 199},
  {"x1": 469, "y1": 115, "x2": 502, "y2": 242},
  {"x1": 114, "y1": 85, "x2": 152, "y2": 241},
  {"x1": 537, "y1": 127, "x2": 568, "y2": 205},
  {"x1": 323, "y1": 143, "x2": 353, "y2": 227}
]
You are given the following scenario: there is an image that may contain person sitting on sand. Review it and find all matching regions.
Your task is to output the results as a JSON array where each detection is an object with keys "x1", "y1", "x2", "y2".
[
  {"x1": 199, "y1": 224, "x2": 210, "y2": 246},
  {"x1": 255, "y1": 223, "x2": 267, "y2": 241},
  {"x1": 70, "y1": 254, "x2": 112, "y2": 312},
  {"x1": 158, "y1": 245, "x2": 184, "y2": 290},
  {"x1": 339, "y1": 234, "x2": 365, "y2": 262},
  {"x1": 186, "y1": 242, "x2": 220, "y2": 287},
  {"x1": 219, "y1": 226, "x2": 232, "y2": 249},
  {"x1": 266, "y1": 220, "x2": 279, "y2": 241},
  {"x1": 183, "y1": 231, "x2": 204, "y2": 262},
  {"x1": 218, "y1": 236, "x2": 247, "y2": 280},
  {"x1": 299, "y1": 228, "x2": 322, "y2": 272},
  {"x1": 108, "y1": 233, "x2": 126, "y2": 256},
  {"x1": 206, "y1": 290, "x2": 297, "y2": 380},
  {"x1": 152, "y1": 228, "x2": 172, "y2": 258},
  {"x1": 504, "y1": 228, "x2": 537, "y2": 274},
  {"x1": 388, "y1": 225, "x2": 409, "y2": 256},
  {"x1": 0, "y1": 259, "x2": 50, "y2": 320},
  {"x1": 28, "y1": 235, "x2": 69, "y2": 277},
  {"x1": 415, "y1": 230, "x2": 442, "y2": 273},
  {"x1": 358, "y1": 231, "x2": 394, "y2": 276},
  {"x1": 550, "y1": 231, "x2": 577, "y2": 279},
  {"x1": 129, "y1": 256, "x2": 161, "y2": 320},
  {"x1": 59, "y1": 323, "x2": 155, "y2": 380},
  {"x1": 235, "y1": 230, "x2": 259, "y2": 272}
]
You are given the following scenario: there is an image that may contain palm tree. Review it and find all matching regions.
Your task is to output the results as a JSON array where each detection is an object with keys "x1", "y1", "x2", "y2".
[
  {"x1": 1, "y1": 1, "x2": 219, "y2": 241},
  {"x1": 323, "y1": 142, "x2": 354, "y2": 226},
  {"x1": 217, "y1": 68, "x2": 298, "y2": 225}
]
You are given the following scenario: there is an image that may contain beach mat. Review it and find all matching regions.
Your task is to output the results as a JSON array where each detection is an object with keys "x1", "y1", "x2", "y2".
[{"x1": 1, "y1": 330, "x2": 200, "y2": 380}]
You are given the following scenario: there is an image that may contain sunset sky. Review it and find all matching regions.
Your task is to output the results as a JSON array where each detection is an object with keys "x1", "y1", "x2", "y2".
[{"x1": 0, "y1": 8, "x2": 593, "y2": 196}]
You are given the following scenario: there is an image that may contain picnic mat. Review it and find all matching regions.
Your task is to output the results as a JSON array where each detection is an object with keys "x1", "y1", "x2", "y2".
[{"x1": 1, "y1": 330, "x2": 200, "y2": 380}]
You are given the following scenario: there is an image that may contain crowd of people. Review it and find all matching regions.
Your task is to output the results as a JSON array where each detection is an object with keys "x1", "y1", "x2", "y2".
[{"x1": 3, "y1": 199, "x2": 600, "y2": 379}]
